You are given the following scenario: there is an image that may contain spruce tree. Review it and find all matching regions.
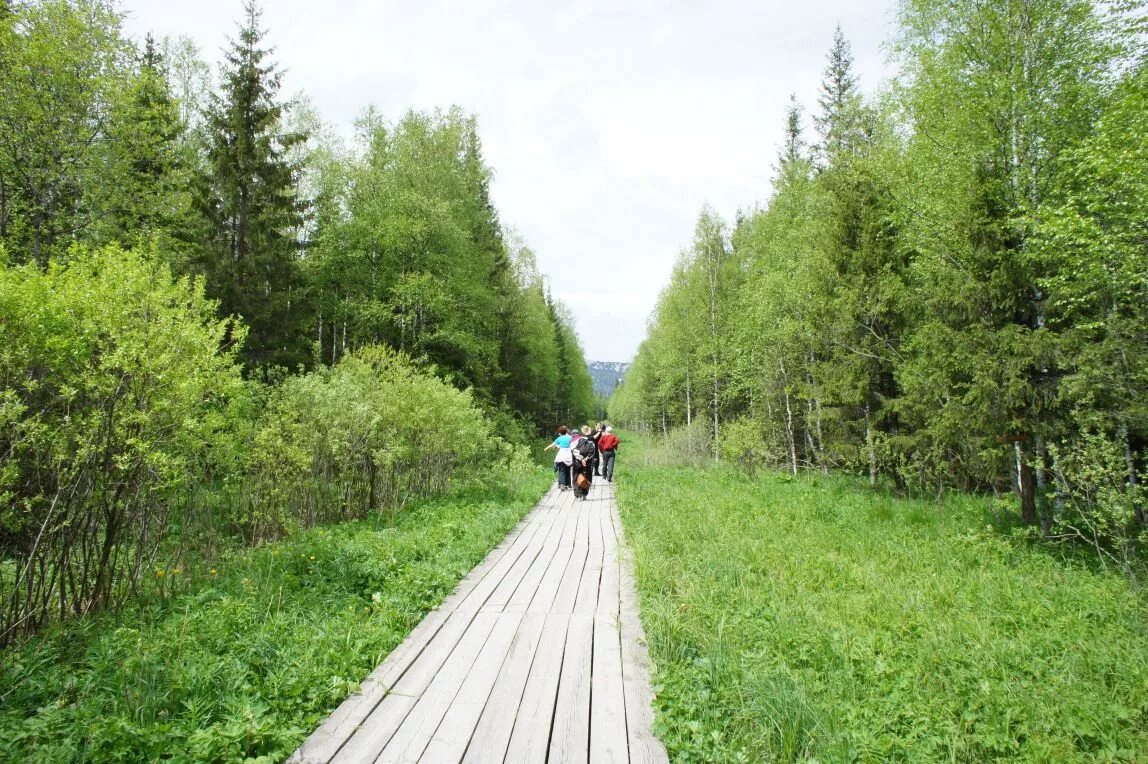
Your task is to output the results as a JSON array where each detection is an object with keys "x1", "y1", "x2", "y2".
[
  {"x1": 96, "y1": 34, "x2": 193, "y2": 254},
  {"x1": 196, "y1": 0, "x2": 310, "y2": 372},
  {"x1": 780, "y1": 94, "x2": 805, "y2": 168},
  {"x1": 814, "y1": 24, "x2": 861, "y2": 164}
]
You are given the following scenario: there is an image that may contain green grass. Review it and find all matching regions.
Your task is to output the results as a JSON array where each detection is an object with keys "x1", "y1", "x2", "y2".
[
  {"x1": 0, "y1": 469, "x2": 550, "y2": 763},
  {"x1": 617, "y1": 461, "x2": 1148, "y2": 762}
]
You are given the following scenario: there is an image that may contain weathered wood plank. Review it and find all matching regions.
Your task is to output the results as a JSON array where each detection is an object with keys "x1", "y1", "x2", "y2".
[
  {"x1": 460, "y1": 612, "x2": 547, "y2": 763},
  {"x1": 590, "y1": 613, "x2": 629, "y2": 763},
  {"x1": 287, "y1": 492, "x2": 548, "y2": 764},
  {"x1": 597, "y1": 506, "x2": 621, "y2": 620},
  {"x1": 548, "y1": 613, "x2": 595, "y2": 764},
  {"x1": 484, "y1": 493, "x2": 568, "y2": 611},
  {"x1": 375, "y1": 611, "x2": 502, "y2": 763},
  {"x1": 505, "y1": 493, "x2": 578, "y2": 612},
  {"x1": 502, "y1": 613, "x2": 570, "y2": 762},
  {"x1": 573, "y1": 500, "x2": 605, "y2": 615},
  {"x1": 521, "y1": 509, "x2": 579, "y2": 614},
  {"x1": 417, "y1": 611, "x2": 524, "y2": 762},
  {"x1": 551, "y1": 499, "x2": 591, "y2": 614},
  {"x1": 388, "y1": 608, "x2": 477, "y2": 697},
  {"x1": 328, "y1": 693, "x2": 417, "y2": 764},
  {"x1": 619, "y1": 547, "x2": 670, "y2": 764}
]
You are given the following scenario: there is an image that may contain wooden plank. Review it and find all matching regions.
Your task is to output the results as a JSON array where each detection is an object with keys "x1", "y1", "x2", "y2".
[
  {"x1": 389, "y1": 608, "x2": 477, "y2": 697},
  {"x1": 551, "y1": 500, "x2": 591, "y2": 614},
  {"x1": 619, "y1": 549, "x2": 670, "y2": 764},
  {"x1": 375, "y1": 611, "x2": 501, "y2": 763},
  {"x1": 548, "y1": 613, "x2": 595, "y2": 764},
  {"x1": 590, "y1": 613, "x2": 629, "y2": 763},
  {"x1": 484, "y1": 493, "x2": 567, "y2": 611},
  {"x1": 288, "y1": 497, "x2": 548, "y2": 764},
  {"x1": 460, "y1": 612, "x2": 547, "y2": 763},
  {"x1": 523, "y1": 510, "x2": 579, "y2": 614},
  {"x1": 573, "y1": 501, "x2": 605, "y2": 614},
  {"x1": 596, "y1": 508, "x2": 621, "y2": 621},
  {"x1": 505, "y1": 495, "x2": 578, "y2": 612},
  {"x1": 418, "y1": 611, "x2": 524, "y2": 762},
  {"x1": 328, "y1": 694, "x2": 417, "y2": 764},
  {"x1": 451, "y1": 497, "x2": 558, "y2": 614},
  {"x1": 502, "y1": 613, "x2": 570, "y2": 762}
]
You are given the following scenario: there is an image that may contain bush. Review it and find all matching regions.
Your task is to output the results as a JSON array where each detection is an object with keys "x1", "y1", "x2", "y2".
[
  {"x1": 0, "y1": 245, "x2": 245, "y2": 644},
  {"x1": 637, "y1": 420, "x2": 715, "y2": 469},
  {"x1": 234, "y1": 346, "x2": 514, "y2": 542},
  {"x1": 1048, "y1": 427, "x2": 1148, "y2": 577}
]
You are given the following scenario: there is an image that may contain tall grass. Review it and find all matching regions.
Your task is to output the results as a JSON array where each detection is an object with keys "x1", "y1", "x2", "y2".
[
  {"x1": 618, "y1": 460, "x2": 1148, "y2": 761},
  {"x1": 0, "y1": 470, "x2": 550, "y2": 762}
]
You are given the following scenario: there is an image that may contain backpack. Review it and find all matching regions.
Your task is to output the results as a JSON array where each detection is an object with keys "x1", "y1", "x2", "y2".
[{"x1": 575, "y1": 437, "x2": 597, "y2": 463}]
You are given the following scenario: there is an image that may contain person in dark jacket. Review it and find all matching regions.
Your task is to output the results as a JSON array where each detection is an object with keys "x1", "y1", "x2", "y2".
[
  {"x1": 591, "y1": 422, "x2": 605, "y2": 475},
  {"x1": 572, "y1": 425, "x2": 597, "y2": 499}
]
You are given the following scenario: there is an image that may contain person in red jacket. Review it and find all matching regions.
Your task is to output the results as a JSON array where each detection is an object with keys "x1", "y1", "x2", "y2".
[{"x1": 597, "y1": 426, "x2": 620, "y2": 482}]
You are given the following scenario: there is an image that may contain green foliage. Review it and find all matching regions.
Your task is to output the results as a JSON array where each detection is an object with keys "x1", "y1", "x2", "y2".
[
  {"x1": 0, "y1": 245, "x2": 245, "y2": 643},
  {"x1": 0, "y1": 471, "x2": 550, "y2": 763},
  {"x1": 237, "y1": 345, "x2": 513, "y2": 541},
  {"x1": 619, "y1": 457, "x2": 1148, "y2": 761},
  {"x1": 621, "y1": 2, "x2": 1148, "y2": 556},
  {"x1": 0, "y1": 0, "x2": 595, "y2": 648},
  {"x1": 306, "y1": 108, "x2": 593, "y2": 432},
  {"x1": 0, "y1": 0, "x2": 132, "y2": 266}
]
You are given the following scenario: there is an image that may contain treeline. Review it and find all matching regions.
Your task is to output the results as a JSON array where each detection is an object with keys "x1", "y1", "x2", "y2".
[
  {"x1": 0, "y1": 0, "x2": 593, "y2": 644},
  {"x1": 611, "y1": 1, "x2": 1147, "y2": 567}
]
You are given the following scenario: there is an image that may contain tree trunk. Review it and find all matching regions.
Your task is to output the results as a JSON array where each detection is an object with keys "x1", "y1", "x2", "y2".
[
  {"x1": 780, "y1": 358, "x2": 797, "y2": 475},
  {"x1": 866, "y1": 405, "x2": 877, "y2": 488},
  {"x1": 1121, "y1": 425, "x2": 1144, "y2": 525},
  {"x1": 684, "y1": 365, "x2": 692, "y2": 427},
  {"x1": 1016, "y1": 440, "x2": 1037, "y2": 525}
]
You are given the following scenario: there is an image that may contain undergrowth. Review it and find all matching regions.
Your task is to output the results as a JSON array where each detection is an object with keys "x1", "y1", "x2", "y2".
[
  {"x1": 617, "y1": 461, "x2": 1148, "y2": 762},
  {"x1": 0, "y1": 469, "x2": 550, "y2": 763}
]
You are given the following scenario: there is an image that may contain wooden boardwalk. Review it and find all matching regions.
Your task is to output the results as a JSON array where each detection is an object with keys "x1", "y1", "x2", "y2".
[{"x1": 288, "y1": 479, "x2": 669, "y2": 764}]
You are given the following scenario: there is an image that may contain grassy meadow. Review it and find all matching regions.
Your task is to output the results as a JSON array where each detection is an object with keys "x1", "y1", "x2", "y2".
[
  {"x1": 617, "y1": 450, "x2": 1148, "y2": 762},
  {"x1": 0, "y1": 471, "x2": 550, "y2": 763}
]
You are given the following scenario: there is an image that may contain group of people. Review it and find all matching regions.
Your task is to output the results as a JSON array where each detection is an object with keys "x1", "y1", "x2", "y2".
[{"x1": 543, "y1": 423, "x2": 620, "y2": 500}]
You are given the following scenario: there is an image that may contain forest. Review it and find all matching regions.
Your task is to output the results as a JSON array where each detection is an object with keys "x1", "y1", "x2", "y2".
[
  {"x1": 611, "y1": 0, "x2": 1148, "y2": 573},
  {"x1": 0, "y1": 0, "x2": 595, "y2": 647}
]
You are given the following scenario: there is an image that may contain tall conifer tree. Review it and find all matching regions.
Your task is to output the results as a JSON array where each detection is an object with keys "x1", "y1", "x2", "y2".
[
  {"x1": 196, "y1": 0, "x2": 310, "y2": 372},
  {"x1": 815, "y1": 24, "x2": 862, "y2": 164}
]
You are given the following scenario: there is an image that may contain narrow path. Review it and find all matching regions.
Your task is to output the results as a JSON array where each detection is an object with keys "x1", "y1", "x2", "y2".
[{"x1": 288, "y1": 480, "x2": 669, "y2": 764}]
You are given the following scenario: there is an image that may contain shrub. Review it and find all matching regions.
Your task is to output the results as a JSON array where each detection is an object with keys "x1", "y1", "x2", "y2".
[
  {"x1": 0, "y1": 245, "x2": 245, "y2": 644},
  {"x1": 1048, "y1": 427, "x2": 1148, "y2": 577},
  {"x1": 235, "y1": 346, "x2": 509, "y2": 541}
]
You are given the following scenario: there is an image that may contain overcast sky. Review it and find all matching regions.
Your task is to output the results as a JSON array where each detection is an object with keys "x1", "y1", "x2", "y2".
[{"x1": 120, "y1": 0, "x2": 898, "y2": 363}]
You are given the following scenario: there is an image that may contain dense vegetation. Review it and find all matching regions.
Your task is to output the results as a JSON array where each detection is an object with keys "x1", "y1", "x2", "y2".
[
  {"x1": 611, "y1": 2, "x2": 1148, "y2": 570},
  {"x1": 0, "y1": 0, "x2": 593, "y2": 646},
  {"x1": 0, "y1": 472, "x2": 549, "y2": 762},
  {"x1": 618, "y1": 442, "x2": 1148, "y2": 761}
]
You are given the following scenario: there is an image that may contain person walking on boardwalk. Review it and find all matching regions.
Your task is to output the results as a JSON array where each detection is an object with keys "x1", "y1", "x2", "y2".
[
  {"x1": 571, "y1": 425, "x2": 597, "y2": 500},
  {"x1": 591, "y1": 422, "x2": 605, "y2": 476},
  {"x1": 598, "y1": 426, "x2": 620, "y2": 482},
  {"x1": 544, "y1": 426, "x2": 574, "y2": 490}
]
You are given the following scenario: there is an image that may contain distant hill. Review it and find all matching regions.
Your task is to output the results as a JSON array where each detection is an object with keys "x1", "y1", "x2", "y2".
[{"x1": 587, "y1": 361, "x2": 630, "y2": 398}]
